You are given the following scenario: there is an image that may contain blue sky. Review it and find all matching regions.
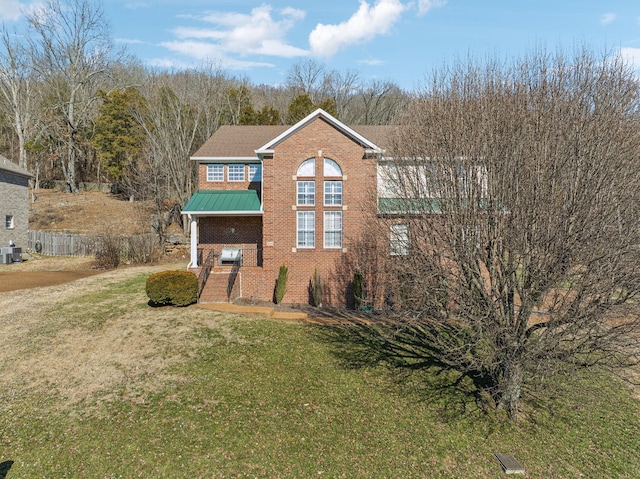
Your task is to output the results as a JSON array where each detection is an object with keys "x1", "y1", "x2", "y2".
[{"x1": 2, "y1": 0, "x2": 640, "y2": 89}]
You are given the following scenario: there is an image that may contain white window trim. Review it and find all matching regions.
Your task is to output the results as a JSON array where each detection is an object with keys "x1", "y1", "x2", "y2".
[
  {"x1": 297, "y1": 181, "x2": 315, "y2": 206},
  {"x1": 297, "y1": 211, "x2": 315, "y2": 248},
  {"x1": 228, "y1": 164, "x2": 245, "y2": 182},
  {"x1": 324, "y1": 180, "x2": 343, "y2": 206},
  {"x1": 324, "y1": 211, "x2": 342, "y2": 249},
  {"x1": 207, "y1": 164, "x2": 224, "y2": 182},
  {"x1": 5, "y1": 215, "x2": 14, "y2": 230}
]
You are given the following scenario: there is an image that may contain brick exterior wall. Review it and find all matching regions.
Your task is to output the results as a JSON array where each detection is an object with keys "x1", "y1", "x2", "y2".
[
  {"x1": 261, "y1": 118, "x2": 377, "y2": 305},
  {"x1": 0, "y1": 169, "x2": 30, "y2": 249},
  {"x1": 197, "y1": 163, "x2": 261, "y2": 198},
  {"x1": 196, "y1": 117, "x2": 379, "y2": 306}
]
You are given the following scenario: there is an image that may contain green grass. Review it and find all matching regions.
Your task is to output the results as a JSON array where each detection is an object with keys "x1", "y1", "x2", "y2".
[{"x1": 1, "y1": 272, "x2": 640, "y2": 477}]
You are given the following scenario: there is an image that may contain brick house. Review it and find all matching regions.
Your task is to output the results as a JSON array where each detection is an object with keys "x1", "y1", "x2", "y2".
[
  {"x1": 0, "y1": 155, "x2": 33, "y2": 249},
  {"x1": 183, "y1": 109, "x2": 396, "y2": 305}
]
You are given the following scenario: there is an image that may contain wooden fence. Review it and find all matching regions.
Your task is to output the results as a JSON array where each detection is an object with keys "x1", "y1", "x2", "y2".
[{"x1": 28, "y1": 230, "x2": 157, "y2": 257}]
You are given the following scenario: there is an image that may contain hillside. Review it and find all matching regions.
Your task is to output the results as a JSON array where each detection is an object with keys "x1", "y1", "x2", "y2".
[{"x1": 29, "y1": 189, "x2": 156, "y2": 235}]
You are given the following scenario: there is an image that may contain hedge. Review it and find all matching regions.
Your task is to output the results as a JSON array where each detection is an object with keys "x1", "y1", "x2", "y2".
[{"x1": 146, "y1": 270, "x2": 198, "y2": 307}]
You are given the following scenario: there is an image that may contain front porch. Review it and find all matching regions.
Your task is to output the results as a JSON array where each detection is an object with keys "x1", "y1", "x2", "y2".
[{"x1": 191, "y1": 245, "x2": 266, "y2": 303}]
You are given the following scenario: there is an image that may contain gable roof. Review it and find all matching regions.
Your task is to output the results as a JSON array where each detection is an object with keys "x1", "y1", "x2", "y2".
[
  {"x1": 0, "y1": 156, "x2": 33, "y2": 178},
  {"x1": 190, "y1": 109, "x2": 395, "y2": 160},
  {"x1": 255, "y1": 109, "x2": 385, "y2": 154}
]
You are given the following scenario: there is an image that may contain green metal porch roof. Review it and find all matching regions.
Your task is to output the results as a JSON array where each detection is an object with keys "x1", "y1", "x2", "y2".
[{"x1": 182, "y1": 190, "x2": 262, "y2": 215}]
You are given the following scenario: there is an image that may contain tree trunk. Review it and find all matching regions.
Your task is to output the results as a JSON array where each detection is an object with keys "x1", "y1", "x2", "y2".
[{"x1": 499, "y1": 362, "x2": 524, "y2": 421}]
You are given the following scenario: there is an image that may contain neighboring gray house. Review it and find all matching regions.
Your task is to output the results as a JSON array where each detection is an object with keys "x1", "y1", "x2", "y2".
[{"x1": 0, "y1": 155, "x2": 33, "y2": 248}]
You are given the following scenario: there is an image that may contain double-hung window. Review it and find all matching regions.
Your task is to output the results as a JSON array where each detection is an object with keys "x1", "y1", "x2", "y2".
[
  {"x1": 324, "y1": 181, "x2": 342, "y2": 206},
  {"x1": 228, "y1": 164, "x2": 245, "y2": 182},
  {"x1": 5, "y1": 215, "x2": 14, "y2": 229},
  {"x1": 207, "y1": 164, "x2": 224, "y2": 182},
  {"x1": 324, "y1": 211, "x2": 342, "y2": 248},
  {"x1": 297, "y1": 211, "x2": 315, "y2": 248},
  {"x1": 249, "y1": 164, "x2": 262, "y2": 181},
  {"x1": 297, "y1": 181, "x2": 315, "y2": 206},
  {"x1": 390, "y1": 224, "x2": 409, "y2": 256}
]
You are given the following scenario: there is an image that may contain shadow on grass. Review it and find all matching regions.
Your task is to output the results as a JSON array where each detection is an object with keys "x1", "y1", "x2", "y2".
[
  {"x1": 0, "y1": 461, "x2": 13, "y2": 479},
  {"x1": 309, "y1": 312, "x2": 496, "y2": 422}
]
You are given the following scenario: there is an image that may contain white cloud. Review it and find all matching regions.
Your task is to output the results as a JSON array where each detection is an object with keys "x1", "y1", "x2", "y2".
[
  {"x1": 358, "y1": 58, "x2": 385, "y2": 66},
  {"x1": 620, "y1": 47, "x2": 640, "y2": 68},
  {"x1": 159, "y1": 39, "x2": 276, "y2": 71},
  {"x1": 309, "y1": 0, "x2": 406, "y2": 57},
  {"x1": 0, "y1": 0, "x2": 24, "y2": 21},
  {"x1": 600, "y1": 12, "x2": 616, "y2": 25},
  {"x1": 169, "y1": 5, "x2": 308, "y2": 61},
  {"x1": 124, "y1": 1, "x2": 151, "y2": 9},
  {"x1": 417, "y1": 0, "x2": 447, "y2": 16},
  {"x1": 115, "y1": 38, "x2": 144, "y2": 45}
]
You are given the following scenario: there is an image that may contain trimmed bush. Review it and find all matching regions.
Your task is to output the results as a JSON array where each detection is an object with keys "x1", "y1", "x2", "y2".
[{"x1": 146, "y1": 270, "x2": 198, "y2": 307}]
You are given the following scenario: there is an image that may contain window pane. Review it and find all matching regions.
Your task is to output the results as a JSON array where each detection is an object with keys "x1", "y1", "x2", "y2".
[
  {"x1": 324, "y1": 211, "x2": 342, "y2": 248},
  {"x1": 390, "y1": 224, "x2": 408, "y2": 255},
  {"x1": 324, "y1": 181, "x2": 342, "y2": 206},
  {"x1": 207, "y1": 164, "x2": 223, "y2": 182},
  {"x1": 297, "y1": 158, "x2": 315, "y2": 177},
  {"x1": 228, "y1": 164, "x2": 245, "y2": 181},
  {"x1": 324, "y1": 158, "x2": 342, "y2": 177},
  {"x1": 5, "y1": 215, "x2": 14, "y2": 229},
  {"x1": 297, "y1": 211, "x2": 315, "y2": 248},
  {"x1": 297, "y1": 181, "x2": 315, "y2": 206},
  {"x1": 249, "y1": 164, "x2": 262, "y2": 181}
]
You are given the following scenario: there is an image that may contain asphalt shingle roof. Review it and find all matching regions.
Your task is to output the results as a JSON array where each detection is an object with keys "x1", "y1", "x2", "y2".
[{"x1": 191, "y1": 123, "x2": 396, "y2": 159}]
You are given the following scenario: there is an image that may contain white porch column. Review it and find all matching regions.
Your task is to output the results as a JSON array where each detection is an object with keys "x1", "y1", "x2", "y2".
[{"x1": 189, "y1": 214, "x2": 198, "y2": 268}]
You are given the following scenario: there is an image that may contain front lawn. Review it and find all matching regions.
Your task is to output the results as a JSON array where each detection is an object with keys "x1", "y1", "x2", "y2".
[{"x1": 0, "y1": 269, "x2": 639, "y2": 478}]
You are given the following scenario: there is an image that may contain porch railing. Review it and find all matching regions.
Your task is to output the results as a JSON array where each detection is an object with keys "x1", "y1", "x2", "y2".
[
  {"x1": 197, "y1": 249, "x2": 215, "y2": 297},
  {"x1": 198, "y1": 246, "x2": 262, "y2": 268}
]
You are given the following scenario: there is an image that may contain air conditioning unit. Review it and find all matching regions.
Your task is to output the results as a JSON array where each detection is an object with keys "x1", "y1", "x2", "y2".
[
  {"x1": 0, "y1": 253, "x2": 12, "y2": 264},
  {"x1": 11, "y1": 247, "x2": 22, "y2": 262}
]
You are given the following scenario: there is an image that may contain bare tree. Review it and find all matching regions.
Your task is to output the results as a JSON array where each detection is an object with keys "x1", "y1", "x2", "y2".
[
  {"x1": 354, "y1": 79, "x2": 408, "y2": 125},
  {"x1": 27, "y1": 0, "x2": 118, "y2": 192},
  {"x1": 0, "y1": 28, "x2": 36, "y2": 170},
  {"x1": 137, "y1": 67, "x2": 231, "y2": 210},
  {"x1": 372, "y1": 47, "x2": 640, "y2": 420},
  {"x1": 286, "y1": 59, "x2": 327, "y2": 102}
]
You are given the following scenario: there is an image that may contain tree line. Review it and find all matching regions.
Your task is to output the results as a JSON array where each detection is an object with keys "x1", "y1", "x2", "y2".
[{"x1": 0, "y1": 0, "x2": 409, "y2": 206}]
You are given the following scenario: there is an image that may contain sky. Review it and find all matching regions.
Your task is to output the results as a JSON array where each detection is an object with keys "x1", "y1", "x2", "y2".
[{"x1": 2, "y1": 0, "x2": 640, "y2": 90}]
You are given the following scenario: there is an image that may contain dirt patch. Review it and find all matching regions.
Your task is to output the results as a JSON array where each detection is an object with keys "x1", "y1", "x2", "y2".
[
  {"x1": 0, "y1": 256, "x2": 97, "y2": 291},
  {"x1": 0, "y1": 270, "x2": 100, "y2": 292}
]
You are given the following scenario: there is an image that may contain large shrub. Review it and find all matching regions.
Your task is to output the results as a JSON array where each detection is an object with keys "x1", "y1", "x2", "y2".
[{"x1": 146, "y1": 270, "x2": 198, "y2": 307}]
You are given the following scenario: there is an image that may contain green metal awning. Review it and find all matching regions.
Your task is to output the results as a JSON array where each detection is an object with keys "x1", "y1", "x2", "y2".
[
  {"x1": 378, "y1": 197, "x2": 443, "y2": 214},
  {"x1": 378, "y1": 197, "x2": 504, "y2": 215},
  {"x1": 182, "y1": 190, "x2": 262, "y2": 215}
]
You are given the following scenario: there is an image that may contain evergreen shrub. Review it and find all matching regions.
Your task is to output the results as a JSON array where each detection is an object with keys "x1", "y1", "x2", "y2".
[{"x1": 146, "y1": 270, "x2": 198, "y2": 307}]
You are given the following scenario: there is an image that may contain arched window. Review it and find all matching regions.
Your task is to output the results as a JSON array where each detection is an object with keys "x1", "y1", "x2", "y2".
[
  {"x1": 297, "y1": 158, "x2": 315, "y2": 177},
  {"x1": 324, "y1": 158, "x2": 342, "y2": 177}
]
